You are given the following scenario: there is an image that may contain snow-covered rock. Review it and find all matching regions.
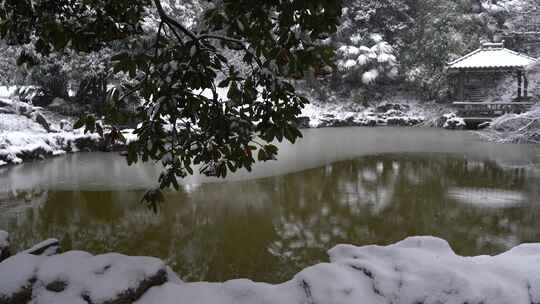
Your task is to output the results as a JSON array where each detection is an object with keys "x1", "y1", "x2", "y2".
[
  {"x1": 0, "y1": 252, "x2": 169, "y2": 304},
  {"x1": 0, "y1": 231, "x2": 9, "y2": 262},
  {"x1": 441, "y1": 112, "x2": 467, "y2": 130},
  {"x1": 4, "y1": 236, "x2": 540, "y2": 304},
  {"x1": 21, "y1": 239, "x2": 60, "y2": 257}
]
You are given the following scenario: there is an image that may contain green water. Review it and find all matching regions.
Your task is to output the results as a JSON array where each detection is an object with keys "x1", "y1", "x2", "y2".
[{"x1": 1, "y1": 128, "x2": 539, "y2": 283}]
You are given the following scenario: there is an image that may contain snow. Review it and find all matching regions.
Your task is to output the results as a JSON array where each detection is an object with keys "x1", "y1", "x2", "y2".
[
  {"x1": 0, "y1": 113, "x2": 101, "y2": 165},
  {"x1": 362, "y1": 69, "x2": 379, "y2": 84},
  {"x1": 479, "y1": 104, "x2": 540, "y2": 144},
  {"x1": 449, "y1": 46, "x2": 536, "y2": 70},
  {"x1": 0, "y1": 113, "x2": 46, "y2": 132},
  {"x1": 136, "y1": 236, "x2": 540, "y2": 304},
  {"x1": 4, "y1": 236, "x2": 540, "y2": 303},
  {"x1": 300, "y1": 102, "x2": 425, "y2": 128},
  {"x1": 0, "y1": 86, "x2": 19, "y2": 98},
  {"x1": 0, "y1": 253, "x2": 42, "y2": 297},
  {"x1": 442, "y1": 112, "x2": 467, "y2": 129},
  {"x1": 22, "y1": 239, "x2": 60, "y2": 256},
  {"x1": 34, "y1": 252, "x2": 165, "y2": 304},
  {"x1": 0, "y1": 128, "x2": 100, "y2": 165},
  {"x1": 0, "y1": 251, "x2": 167, "y2": 304},
  {"x1": 121, "y1": 129, "x2": 139, "y2": 144},
  {"x1": 447, "y1": 187, "x2": 526, "y2": 208}
]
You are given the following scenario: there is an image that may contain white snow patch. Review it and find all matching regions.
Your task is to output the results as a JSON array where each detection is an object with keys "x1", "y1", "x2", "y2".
[
  {"x1": 447, "y1": 187, "x2": 526, "y2": 208},
  {"x1": 442, "y1": 112, "x2": 467, "y2": 129},
  {"x1": 0, "y1": 254, "x2": 42, "y2": 296}
]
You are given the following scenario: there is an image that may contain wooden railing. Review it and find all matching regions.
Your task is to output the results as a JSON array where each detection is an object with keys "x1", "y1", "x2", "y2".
[{"x1": 453, "y1": 102, "x2": 536, "y2": 119}]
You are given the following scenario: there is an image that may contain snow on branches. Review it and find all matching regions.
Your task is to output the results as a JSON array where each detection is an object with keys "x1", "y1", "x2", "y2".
[{"x1": 336, "y1": 34, "x2": 398, "y2": 85}]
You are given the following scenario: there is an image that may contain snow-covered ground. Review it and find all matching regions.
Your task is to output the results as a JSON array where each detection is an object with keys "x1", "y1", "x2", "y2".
[
  {"x1": 3, "y1": 234, "x2": 540, "y2": 304},
  {"x1": 0, "y1": 113, "x2": 100, "y2": 166},
  {"x1": 0, "y1": 88, "x2": 104, "y2": 166},
  {"x1": 479, "y1": 105, "x2": 540, "y2": 144}
]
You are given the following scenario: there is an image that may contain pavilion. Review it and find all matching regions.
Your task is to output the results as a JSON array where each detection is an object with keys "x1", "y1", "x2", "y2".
[{"x1": 448, "y1": 42, "x2": 537, "y2": 122}]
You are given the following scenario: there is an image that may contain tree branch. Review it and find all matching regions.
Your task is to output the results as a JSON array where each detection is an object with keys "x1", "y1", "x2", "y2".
[{"x1": 153, "y1": 0, "x2": 198, "y2": 41}]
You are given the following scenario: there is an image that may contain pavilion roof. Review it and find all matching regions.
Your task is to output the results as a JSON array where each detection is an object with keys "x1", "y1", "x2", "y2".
[{"x1": 448, "y1": 42, "x2": 537, "y2": 70}]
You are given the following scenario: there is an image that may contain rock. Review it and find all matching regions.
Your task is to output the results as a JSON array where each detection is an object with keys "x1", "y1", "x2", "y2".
[
  {"x1": 442, "y1": 113, "x2": 467, "y2": 130},
  {"x1": 0, "y1": 99, "x2": 11, "y2": 108},
  {"x1": 59, "y1": 119, "x2": 72, "y2": 131},
  {"x1": 31, "y1": 94, "x2": 54, "y2": 107},
  {"x1": 34, "y1": 113, "x2": 52, "y2": 133},
  {"x1": 45, "y1": 281, "x2": 67, "y2": 293},
  {"x1": 376, "y1": 103, "x2": 410, "y2": 113},
  {"x1": 74, "y1": 137, "x2": 100, "y2": 152},
  {"x1": 0, "y1": 251, "x2": 169, "y2": 304},
  {"x1": 386, "y1": 117, "x2": 406, "y2": 126},
  {"x1": 16, "y1": 104, "x2": 31, "y2": 116},
  {"x1": 22, "y1": 239, "x2": 60, "y2": 257},
  {"x1": 296, "y1": 116, "x2": 310, "y2": 129},
  {"x1": 47, "y1": 98, "x2": 79, "y2": 115},
  {"x1": 0, "y1": 108, "x2": 15, "y2": 115},
  {"x1": 18, "y1": 147, "x2": 53, "y2": 162},
  {"x1": 0, "y1": 231, "x2": 10, "y2": 263}
]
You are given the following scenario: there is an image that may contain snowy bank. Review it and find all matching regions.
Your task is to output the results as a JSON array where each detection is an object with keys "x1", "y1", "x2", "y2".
[
  {"x1": 478, "y1": 105, "x2": 540, "y2": 144},
  {"x1": 3, "y1": 236, "x2": 540, "y2": 304},
  {"x1": 0, "y1": 114, "x2": 101, "y2": 166},
  {"x1": 0, "y1": 93, "x2": 112, "y2": 166},
  {"x1": 300, "y1": 102, "x2": 426, "y2": 128}
]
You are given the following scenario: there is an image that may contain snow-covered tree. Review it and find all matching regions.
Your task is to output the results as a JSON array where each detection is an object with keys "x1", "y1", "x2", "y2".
[
  {"x1": 1, "y1": 0, "x2": 343, "y2": 204},
  {"x1": 336, "y1": 34, "x2": 398, "y2": 86}
]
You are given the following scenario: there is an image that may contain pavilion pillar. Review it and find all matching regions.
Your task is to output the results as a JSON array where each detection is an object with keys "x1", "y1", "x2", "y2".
[
  {"x1": 517, "y1": 70, "x2": 522, "y2": 101},
  {"x1": 524, "y1": 73, "x2": 529, "y2": 99},
  {"x1": 457, "y1": 71, "x2": 465, "y2": 102}
]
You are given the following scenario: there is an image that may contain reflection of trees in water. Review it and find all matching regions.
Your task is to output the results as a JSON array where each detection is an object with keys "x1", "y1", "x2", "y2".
[
  {"x1": 270, "y1": 154, "x2": 540, "y2": 278},
  {"x1": 1, "y1": 154, "x2": 540, "y2": 283},
  {"x1": 0, "y1": 190, "x2": 49, "y2": 237}
]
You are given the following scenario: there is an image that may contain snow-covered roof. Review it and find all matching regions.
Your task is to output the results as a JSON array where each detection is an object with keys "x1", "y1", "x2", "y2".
[{"x1": 448, "y1": 42, "x2": 537, "y2": 70}]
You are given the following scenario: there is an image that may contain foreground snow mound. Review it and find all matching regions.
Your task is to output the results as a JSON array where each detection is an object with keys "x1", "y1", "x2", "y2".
[
  {"x1": 138, "y1": 236, "x2": 540, "y2": 304},
  {"x1": 0, "y1": 251, "x2": 169, "y2": 304},
  {"x1": 3, "y1": 236, "x2": 540, "y2": 304}
]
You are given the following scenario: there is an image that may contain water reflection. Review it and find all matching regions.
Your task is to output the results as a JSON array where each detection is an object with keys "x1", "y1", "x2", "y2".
[{"x1": 1, "y1": 153, "x2": 539, "y2": 283}]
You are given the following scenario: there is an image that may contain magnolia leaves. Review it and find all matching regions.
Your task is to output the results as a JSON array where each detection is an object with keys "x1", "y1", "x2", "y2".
[{"x1": 5, "y1": 0, "x2": 343, "y2": 209}]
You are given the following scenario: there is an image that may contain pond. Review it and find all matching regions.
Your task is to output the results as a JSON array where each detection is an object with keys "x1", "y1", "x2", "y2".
[{"x1": 1, "y1": 127, "x2": 540, "y2": 283}]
